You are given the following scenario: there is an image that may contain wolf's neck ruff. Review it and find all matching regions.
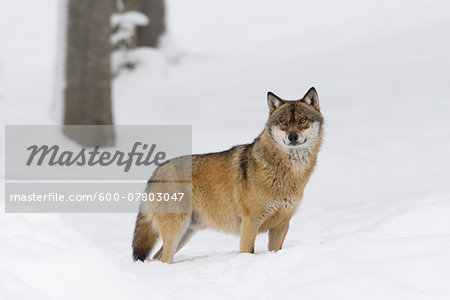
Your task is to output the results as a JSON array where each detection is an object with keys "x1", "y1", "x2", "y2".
[{"x1": 285, "y1": 147, "x2": 315, "y2": 170}]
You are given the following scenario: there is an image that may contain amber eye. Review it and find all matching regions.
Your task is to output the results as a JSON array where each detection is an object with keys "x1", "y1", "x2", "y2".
[
  {"x1": 299, "y1": 118, "x2": 307, "y2": 124},
  {"x1": 280, "y1": 120, "x2": 287, "y2": 126}
]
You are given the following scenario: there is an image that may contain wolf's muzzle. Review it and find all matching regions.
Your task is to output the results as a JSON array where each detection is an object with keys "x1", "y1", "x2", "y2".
[{"x1": 288, "y1": 132, "x2": 299, "y2": 143}]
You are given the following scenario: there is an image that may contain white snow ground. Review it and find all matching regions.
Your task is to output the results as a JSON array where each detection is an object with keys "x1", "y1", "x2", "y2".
[{"x1": 1, "y1": 0, "x2": 450, "y2": 299}]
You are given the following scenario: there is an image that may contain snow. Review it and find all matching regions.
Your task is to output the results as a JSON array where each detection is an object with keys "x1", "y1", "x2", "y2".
[
  {"x1": 1, "y1": 0, "x2": 450, "y2": 299},
  {"x1": 111, "y1": 11, "x2": 149, "y2": 45},
  {"x1": 111, "y1": 11, "x2": 149, "y2": 28},
  {"x1": 111, "y1": 8, "x2": 149, "y2": 75}
]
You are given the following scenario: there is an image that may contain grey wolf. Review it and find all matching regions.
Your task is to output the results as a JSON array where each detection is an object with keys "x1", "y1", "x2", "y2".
[{"x1": 133, "y1": 87, "x2": 324, "y2": 264}]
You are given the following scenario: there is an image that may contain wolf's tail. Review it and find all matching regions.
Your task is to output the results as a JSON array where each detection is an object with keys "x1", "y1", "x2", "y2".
[{"x1": 132, "y1": 213, "x2": 159, "y2": 262}]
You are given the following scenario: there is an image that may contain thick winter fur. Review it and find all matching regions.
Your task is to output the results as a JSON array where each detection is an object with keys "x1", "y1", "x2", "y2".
[{"x1": 132, "y1": 87, "x2": 324, "y2": 263}]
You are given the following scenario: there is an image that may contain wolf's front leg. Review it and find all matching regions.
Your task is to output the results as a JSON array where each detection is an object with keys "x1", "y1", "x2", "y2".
[
  {"x1": 240, "y1": 217, "x2": 259, "y2": 253},
  {"x1": 268, "y1": 220, "x2": 290, "y2": 252}
]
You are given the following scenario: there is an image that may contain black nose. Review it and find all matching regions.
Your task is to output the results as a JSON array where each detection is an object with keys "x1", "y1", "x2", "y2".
[{"x1": 288, "y1": 132, "x2": 299, "y2": 143}]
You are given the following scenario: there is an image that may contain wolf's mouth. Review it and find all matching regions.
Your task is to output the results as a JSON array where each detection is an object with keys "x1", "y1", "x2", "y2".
[{"x1": 284, "y1": 138, "x2": 307, "y2": 146}]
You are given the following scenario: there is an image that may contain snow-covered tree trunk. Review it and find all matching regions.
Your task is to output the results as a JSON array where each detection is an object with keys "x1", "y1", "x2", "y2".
[
  {"x1": 111, "y1": 0, "x2": 148, "y2": 74},
  {"x1": 63, "y1": 0, "x2": 115, "y2": 146},
  {"x1": 118, "y1": 0, "x2": 138, "y2": 49},
  {"x1": 136, "y1": 0, "x2": 166, "y2": 47}
]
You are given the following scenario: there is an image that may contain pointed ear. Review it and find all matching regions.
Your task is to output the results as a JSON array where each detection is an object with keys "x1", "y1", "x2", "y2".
[
  {"x1": 267, "y1": 92, "x2": 284, "y2": 114},
  {"x1": 301, "y1": 87, "x2": 320, "y2": 110}
]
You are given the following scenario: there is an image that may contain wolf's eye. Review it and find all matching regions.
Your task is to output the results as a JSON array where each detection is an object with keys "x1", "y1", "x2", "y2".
[
  {"x1": 299, "y1": 118, "x2": 307, "y2": 124},
  {"x1": 280, "y1": 120, "x2": 287, "y2": 126}
]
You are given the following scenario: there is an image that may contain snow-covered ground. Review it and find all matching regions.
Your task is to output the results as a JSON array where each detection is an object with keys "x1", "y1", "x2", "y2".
[{"x1": 1, "y1": 0, "x2": 450, "y2": 299}]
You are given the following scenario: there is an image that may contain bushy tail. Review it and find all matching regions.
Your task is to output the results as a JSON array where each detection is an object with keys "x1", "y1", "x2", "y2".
[{"x1": 132, "y1": 213, "x2": 159, "y2": 262}]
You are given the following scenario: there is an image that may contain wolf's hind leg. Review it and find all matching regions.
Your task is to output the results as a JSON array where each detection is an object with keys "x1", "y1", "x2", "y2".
[
  {"x1": 268, "y1": 220, "x2": 290, "y2": 252},
  {"x1": 155, "y1": 213, "x2": 190, "y2": 264},
  {"x1": 175, "y1": 228, "x2": 195, "y2": 252},
  {"x1": 153, "y1": 228, "x2": 196, "y2": 260},
  {"x1": 152, "y1": 246, "x2": 163, "y2": 260}
]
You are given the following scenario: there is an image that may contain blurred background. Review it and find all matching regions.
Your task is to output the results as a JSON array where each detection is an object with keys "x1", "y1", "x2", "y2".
[
  {"x1": 1, "y1": 0, "x2": 450, "y2": 299},
  {"x1": 1, "y1": 0, "x2": 449, "y2": 197}
]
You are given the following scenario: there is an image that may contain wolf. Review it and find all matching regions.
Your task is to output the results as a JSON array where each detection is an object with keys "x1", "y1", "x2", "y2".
[{"x1": 132, "y1": 87, "x2": 324, "y2": 264}]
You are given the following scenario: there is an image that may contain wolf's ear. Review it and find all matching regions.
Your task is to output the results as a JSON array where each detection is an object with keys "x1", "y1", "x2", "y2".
[
  {"x1": 267, "y1": 92, "x2": 284, "y2": 114},
  {"x1": 301, "y1": 87, "x2": 320, "y2": 110}
]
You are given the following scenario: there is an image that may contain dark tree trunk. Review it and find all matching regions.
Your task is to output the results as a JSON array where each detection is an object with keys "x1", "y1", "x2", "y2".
[
  {"x1": 136, "y1": 0, "x2": 166, "y2": 47},
  {"x1": 64, "y1": 0, "x2": 115, "y2": 147}
]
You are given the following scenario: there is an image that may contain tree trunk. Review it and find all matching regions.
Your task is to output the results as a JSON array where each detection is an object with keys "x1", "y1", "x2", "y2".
[
  {"x1": 136, "y1": 0, "x2": 166, "y2": 47},
  {"x1": 64, "y1": 0, "x2": 115, "y2": 147}
]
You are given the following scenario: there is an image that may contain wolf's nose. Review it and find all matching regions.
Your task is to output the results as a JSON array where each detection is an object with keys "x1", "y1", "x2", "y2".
[{"x1": 288, "y1": 132, "x2": 299, "y2": 143}]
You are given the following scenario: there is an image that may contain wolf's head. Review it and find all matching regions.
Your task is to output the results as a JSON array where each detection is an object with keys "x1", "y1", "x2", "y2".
[{"x1": 266, "y1": 87, "x2": 323, "y2": 151}]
